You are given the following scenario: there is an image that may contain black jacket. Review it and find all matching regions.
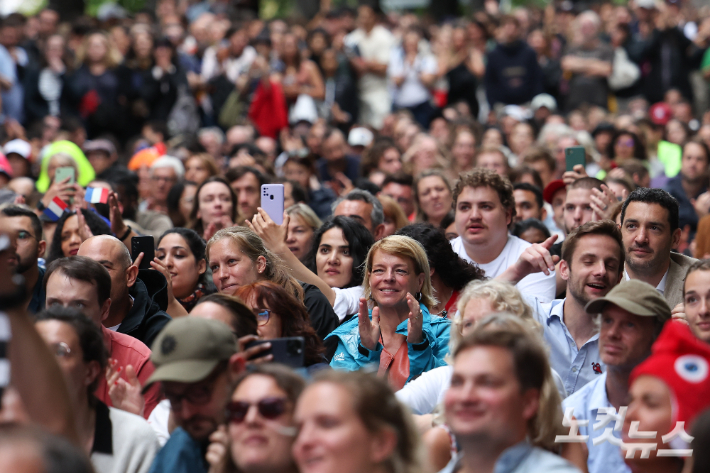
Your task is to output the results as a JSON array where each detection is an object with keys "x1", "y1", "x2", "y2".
[
  {"x1": 485, "y1": 40, "x2": 544, "y2": 108},
  {"x1": 119, "y1": 270, "x2": 172, "y2": 350}
]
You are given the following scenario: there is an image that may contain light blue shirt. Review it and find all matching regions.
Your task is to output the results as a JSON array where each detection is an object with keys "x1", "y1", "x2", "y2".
[
  {"x1": 438, "y1": 440, "x2": 581, "y2": 473},
  {"x1": 528, "y1": 297, "x2": 605, "y2": 395},
  {"x1": 562, "y1": 374, "x2": 630, "y2": 473}
]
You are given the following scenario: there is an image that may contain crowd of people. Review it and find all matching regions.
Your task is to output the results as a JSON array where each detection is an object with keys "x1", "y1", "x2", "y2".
[{"x1": 5, "y1": 0, "x2": 710, "y2": 472}]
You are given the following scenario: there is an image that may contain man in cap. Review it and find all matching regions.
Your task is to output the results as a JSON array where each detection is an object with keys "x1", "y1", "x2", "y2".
[
  {"x1": 562, "y1": 280, "x2": 670, "y2": 473},
  {"x1": 147, "y1": 317, "x2": 245, "y2": 473},
  {"x1": 3, "y1": 138, "x2": 31, "y2": 178}
]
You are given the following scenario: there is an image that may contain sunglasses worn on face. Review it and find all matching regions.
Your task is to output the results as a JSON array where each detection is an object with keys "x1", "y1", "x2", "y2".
[{"x1": 226, "y1": 397, "x2": 287, "y2": 423}]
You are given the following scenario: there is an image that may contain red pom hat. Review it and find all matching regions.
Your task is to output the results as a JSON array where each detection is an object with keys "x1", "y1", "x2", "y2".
[{"x1": 630, "y1": 321, "x2": 710, "y2": 426}]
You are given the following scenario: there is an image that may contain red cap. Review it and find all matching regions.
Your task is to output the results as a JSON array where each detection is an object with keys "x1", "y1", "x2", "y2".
[
  {"x1": 630, "y1": 322, "x2": 710, "y2": 426},
  {"x1": 650, "y1": 102, "x2": 673, "y2": 126},
  {"x1": 543, "y1": 179, "x2": 566, "y2": 204}
]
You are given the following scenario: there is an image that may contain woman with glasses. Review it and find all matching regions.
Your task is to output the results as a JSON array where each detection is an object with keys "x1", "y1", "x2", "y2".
[
  {"x1": 234, "y1": 281, "x2": 328, "y2": 368},
  {"x1": 206, "y1": 364, "x2": 305, "y2": 473}
]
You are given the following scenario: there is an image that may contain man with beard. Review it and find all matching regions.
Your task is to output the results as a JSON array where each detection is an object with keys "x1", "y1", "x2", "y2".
[
  {"x1": 146, "y1": 317, "x2": 245, "y2": 473},
  {"x1": 500, "y1": 220, "x2": 624, "y2": 394},
  {"x1": 1, "y1": 205, "x2": 46, "y2": 314},
  {"x1": 663, "y1": 139, "x2": 709, "y2": 240},
  {"x1": 620, "y1": 187, "x2": 696, "y2": 309},
  {"x1": 562, "y1": 280, "x2": 670, "y2": 473}
]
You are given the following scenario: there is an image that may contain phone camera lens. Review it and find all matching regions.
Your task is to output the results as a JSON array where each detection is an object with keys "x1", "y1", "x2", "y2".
[{"x1": 270, "y1": 195, "x2": 274, "y2": 200}]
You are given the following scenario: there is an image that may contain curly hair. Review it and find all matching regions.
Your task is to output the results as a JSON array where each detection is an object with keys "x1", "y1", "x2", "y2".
[
  {"x1": 396, "y1": 223, "x2": 484, "y2": 293},
  {"x1": 234, "y1": 281, "x2": 325, "y2": 366},
  {"x1": 452, "y1": 168, "x2": 515, "y2": 219}
]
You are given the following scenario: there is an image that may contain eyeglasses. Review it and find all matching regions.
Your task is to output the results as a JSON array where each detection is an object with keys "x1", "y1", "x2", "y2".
[
  {"x1": 254, "y1": 308, "x2": 271, "y2": 326},
  {"x1": 165, "y1": 368, "x2": 224, "y2": 409},
  {"x1": 50, "y1": 342, "x2": 72, "y2": 358},
  {"x1": 152, "y1": 176, "x2": 177, "y2": 183},
  {"x1": 225, "y1": 397, "x2": 287, "y2": 424}
]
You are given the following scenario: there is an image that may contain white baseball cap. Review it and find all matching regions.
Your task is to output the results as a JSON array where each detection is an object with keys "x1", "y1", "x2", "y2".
[
  {"x1": 3, "y1": 139, "x2": 31, "y2": 160},
  {"x1": 348, "y1": 127, "x2": 374, "y2": 147}
]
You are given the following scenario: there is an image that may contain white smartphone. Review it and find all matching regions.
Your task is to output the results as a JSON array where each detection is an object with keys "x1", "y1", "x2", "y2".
[{"x1": 261, "y1": 184, "x2": 285, "y2": 225}]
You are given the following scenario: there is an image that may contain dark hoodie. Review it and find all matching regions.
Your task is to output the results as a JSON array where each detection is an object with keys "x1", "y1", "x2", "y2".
[
  {"x1": 484, "y1": 39, "x2": 544, "y2": 108},
  {"x1": 119, "y1": 269, "x2": 172, "y2": 349}
]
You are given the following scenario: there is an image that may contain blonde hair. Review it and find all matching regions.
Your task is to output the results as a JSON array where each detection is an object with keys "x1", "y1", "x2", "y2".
[
  {"x1": 286, "y1": 203, "x2": 322, "y2": 230},
  {"x1": 378, "y1": 195, "x2": 409, "y2": 232},
  {"x1": 454, "y1": 313, "x2": 563, "y2": 451},
  {"x1": 362, "y1": 235, "x2": 436, "y2": 310},
  {"x1": 206, "y1": 226, "x2": 304, "y2": 300},
  {"x1": 310, "y1": 370, "x2": 426, "y2": 473},
  {"x1": 75, "y1": 32, "x2": 123, "y2": 69}
]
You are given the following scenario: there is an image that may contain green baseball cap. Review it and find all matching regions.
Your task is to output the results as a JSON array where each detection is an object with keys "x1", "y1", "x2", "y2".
[
  {"x1": 145, "y1": 317, "x2": 237, "y2": 388},
  {"x1": 584, "y1": 279, "x2": 671, "y2": 323}
]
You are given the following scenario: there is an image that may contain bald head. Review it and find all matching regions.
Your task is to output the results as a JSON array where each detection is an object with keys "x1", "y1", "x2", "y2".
[
  {"x1": 77, "y1": 235, "x2": 138, "y2": 321},
  {"x1": 78, "y1": 235, "x2": 132, "y2": 269}
]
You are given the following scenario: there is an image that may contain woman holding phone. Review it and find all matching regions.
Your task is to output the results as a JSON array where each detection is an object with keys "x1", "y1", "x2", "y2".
[
  {"x1": 327, "y1": 235, "x2": 450, "y2": 390},
  {"x1": 235, "y1": 281, "x2": 328, "y2": 367},
  {"x1": 206, "y1": 226, "x2": 338, "y2": 342},
  {"x1": 250, "y1": 213, "x2": 374, "y2": 323}
]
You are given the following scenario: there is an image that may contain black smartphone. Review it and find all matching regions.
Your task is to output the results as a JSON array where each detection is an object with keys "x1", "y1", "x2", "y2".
[
  {"x1": 565, "y1": 146, "x2": 587, "y2": 172},
  {"x1": 131, "y1": 236, "x2": 155, "y2": 270},
  {"x1": 245, "y1": 337, "x2": 305, "y2": 368}
]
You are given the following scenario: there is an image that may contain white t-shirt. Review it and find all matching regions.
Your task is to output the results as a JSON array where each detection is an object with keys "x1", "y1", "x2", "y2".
[
  {"x1": 388, "y1": 51, "x2": 438, "y2": 107},
  {"x1": 147, "y1": 399, "x2": 171, "y2": 447},
  {"x1": 451, "y1": 235, "x2": 556, "y2": 302},
  {"x1": 332, "y1": 286, "x2": 364, "y2": 323},
  {"x1": 397, "y1": 364, "x2": 567, "y2": 415}
]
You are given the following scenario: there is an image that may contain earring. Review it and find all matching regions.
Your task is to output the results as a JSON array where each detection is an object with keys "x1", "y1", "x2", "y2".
[{"x1": 416, "y1": 292, "x2": 422, "y2": 302}]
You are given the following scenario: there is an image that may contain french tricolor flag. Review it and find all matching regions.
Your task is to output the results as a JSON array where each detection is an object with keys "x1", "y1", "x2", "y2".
[
  {"x1": 85, "y1": 187, "x2": 110, "y2": 204},
  {"x1": 43, "y1": 197, "x2": 68, "y2": 221}
]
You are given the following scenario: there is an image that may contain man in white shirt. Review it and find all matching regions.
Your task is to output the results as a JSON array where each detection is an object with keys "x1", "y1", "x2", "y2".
[
  {"x1": 344, "y1": 3, "x2": 395, "y2": 129},
  {"x1": 450, "y1": 168, "x2": 556, "y2": 302},
  {"x1": 620, "y1": 188, "x2": 696, "y2": 309}
]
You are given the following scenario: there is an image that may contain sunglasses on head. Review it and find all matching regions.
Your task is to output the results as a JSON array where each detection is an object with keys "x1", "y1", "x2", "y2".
[{"x1": 225, "y1": 397, "x2": 287, "y2": 423}]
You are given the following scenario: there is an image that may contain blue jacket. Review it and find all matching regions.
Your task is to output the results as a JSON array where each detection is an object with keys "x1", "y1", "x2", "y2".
[{"x1": 326, "y1": 304, "x2": 451, "y2": 384}]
